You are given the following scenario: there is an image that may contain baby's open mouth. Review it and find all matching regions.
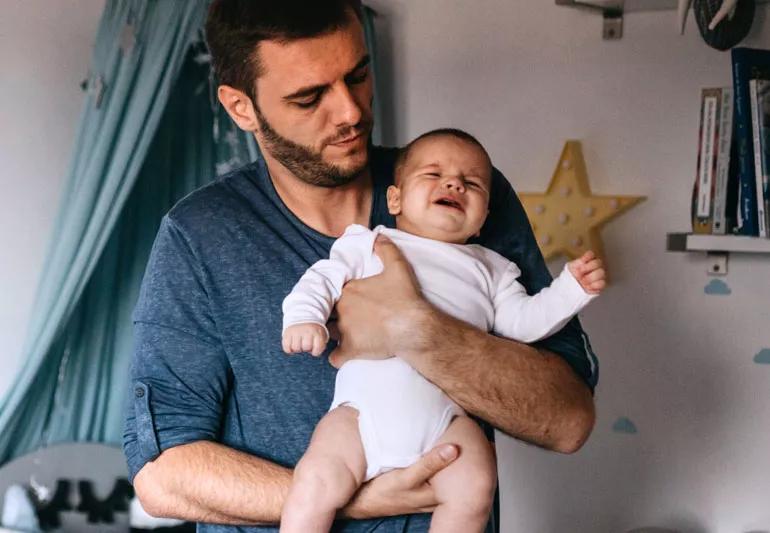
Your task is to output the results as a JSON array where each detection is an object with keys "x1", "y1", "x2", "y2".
[{"x1": 434, "y1": 197, "x2": 464, "y2": 211}]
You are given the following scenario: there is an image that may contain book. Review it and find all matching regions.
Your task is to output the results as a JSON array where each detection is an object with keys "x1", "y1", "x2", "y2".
[
  {"x1": 755, "y1": 79, "x2": 770, "y2": 237},
  {"x1": 691, "y1": 88, "x2": 721, "y2": 234},
  {"x1": 750, "y1": 79, "x2": 768, "y2": 237},
  {"x1": 730, "y1": 47, "x2": 770, "y2": 236},
  {"x1": 712, "y1": 87, "x2": 734, "y2": 234},
  {"x1": 725, "y1": 135, "x2": 741, "y2": 234}
]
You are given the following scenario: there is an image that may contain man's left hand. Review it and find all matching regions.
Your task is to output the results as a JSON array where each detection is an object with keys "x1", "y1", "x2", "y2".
[{"x1": 328, "y1": 235, "x2": 429, "y2": 369}]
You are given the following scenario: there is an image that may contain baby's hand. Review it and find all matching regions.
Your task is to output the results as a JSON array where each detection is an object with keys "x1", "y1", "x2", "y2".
[
  {"x1": 567, "y1": 251, "x2": 606, "y2": 295},
  {"x1": 282, "y1": 323, "x2": 328, "y2": 356}
]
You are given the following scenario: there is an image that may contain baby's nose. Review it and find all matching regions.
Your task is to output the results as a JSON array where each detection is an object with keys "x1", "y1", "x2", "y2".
[{"x1": 444, "y1": 178, "x2": 464, "y2": 191}]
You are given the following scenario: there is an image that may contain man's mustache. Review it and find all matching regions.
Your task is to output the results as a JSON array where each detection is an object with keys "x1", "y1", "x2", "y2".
[{"x1": 325, "y1": 118, "x2": 373, "y2": 145}]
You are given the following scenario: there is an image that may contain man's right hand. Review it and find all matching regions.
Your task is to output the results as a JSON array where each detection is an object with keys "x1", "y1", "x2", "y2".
[{"x1": 339, "y1": 443, "x2": 459, "y2": 519}]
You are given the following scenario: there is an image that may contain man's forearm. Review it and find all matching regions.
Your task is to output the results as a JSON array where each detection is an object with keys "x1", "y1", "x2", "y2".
[
  {"x1": 133, "y1": 441, "x2": 291, "y2": 525},
  {"x1": 132, "y1": 440, "x2": 421, "y2": 525},
  {"x1": 398, "y1": 306, "x2": 596, "y2": 453}
]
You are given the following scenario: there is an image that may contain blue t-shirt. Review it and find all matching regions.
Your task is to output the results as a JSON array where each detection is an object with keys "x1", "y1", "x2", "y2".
[{"x1": 123, "y1": 146, "x2": 598, "y2": 532}]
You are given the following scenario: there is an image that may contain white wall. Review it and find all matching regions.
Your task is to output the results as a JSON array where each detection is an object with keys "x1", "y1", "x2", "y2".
[
  {"x1": 2, "y1": 1, "x2": 770, "y2": 531},
  {"x1": 0, "y1": 0, "x2": 104, "y2": 396},
  {"x1": 366, "y1": 1, "x2": 770, "y2": 532}
]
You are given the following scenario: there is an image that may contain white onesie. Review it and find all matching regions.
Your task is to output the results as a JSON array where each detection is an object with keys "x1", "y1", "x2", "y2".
[{"x1": 282, "y1": 224, "x2": 595, "y2": 480}]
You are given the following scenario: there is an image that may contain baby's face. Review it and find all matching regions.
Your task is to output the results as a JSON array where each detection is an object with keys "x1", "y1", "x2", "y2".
[{"x1": 388, "y1": 135, "x2": 491, "y2": 244}]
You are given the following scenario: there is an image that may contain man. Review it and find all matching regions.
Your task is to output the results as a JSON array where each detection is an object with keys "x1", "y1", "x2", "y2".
[{"x1": 123, "y1": 1, "x2": 598, "y2": 532}]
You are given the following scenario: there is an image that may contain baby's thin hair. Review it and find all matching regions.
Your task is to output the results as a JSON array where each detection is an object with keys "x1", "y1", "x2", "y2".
[{"x1": 394, "y1": 128, "x2": 491, "y2": 181}]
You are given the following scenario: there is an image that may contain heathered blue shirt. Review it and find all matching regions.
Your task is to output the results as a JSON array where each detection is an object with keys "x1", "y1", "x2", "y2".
[{"x1": 123, "y1": 146, "x2": 598, "y2": 533}]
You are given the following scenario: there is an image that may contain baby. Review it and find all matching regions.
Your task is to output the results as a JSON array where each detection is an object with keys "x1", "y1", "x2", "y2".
[{"x1": 279, "y1": 129, "x2": 605, "y2": 532}]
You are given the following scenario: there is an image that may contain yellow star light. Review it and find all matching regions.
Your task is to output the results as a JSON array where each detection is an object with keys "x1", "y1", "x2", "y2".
[{"x1": 519, "y1": 141, "x2": 645, "y2": 264}]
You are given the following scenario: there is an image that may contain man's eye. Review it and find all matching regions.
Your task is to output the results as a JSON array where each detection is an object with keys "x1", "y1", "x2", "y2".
[
  {"x1": 293, "y1": 95, "x2": 321, "y2": 109},
  {"x1": 347, "y1": 67, "x2": 369, "y2": 85}
]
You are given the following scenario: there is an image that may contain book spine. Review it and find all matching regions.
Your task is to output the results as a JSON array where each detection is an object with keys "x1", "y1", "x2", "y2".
[
  {"x1": 732, "y1": 48, "x2": 759, "y2": 236},
  {"x1": 751, "y1": 80, "x2": 768, "y2": 237},
  {"x1": 692, "y1": 89, "x2": 719, "y2": 234},
  {"x1": 712, "y1": 87, "x2": 734, "y2": 234},
  {"x1": 758, "y1": 80, "x2": 770, "y2": 238}
]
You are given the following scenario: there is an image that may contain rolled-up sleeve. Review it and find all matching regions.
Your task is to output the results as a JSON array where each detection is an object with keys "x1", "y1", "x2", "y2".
[
  {"x1": 123, "y1": 215, "x2": 230, "y2": 483},
  {"x1": 476, "y1": 168, "x2": 599, "y2": 392}
]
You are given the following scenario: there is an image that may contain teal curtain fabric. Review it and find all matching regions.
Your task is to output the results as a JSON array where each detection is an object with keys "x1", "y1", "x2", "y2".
[
  {"x1": 0, "y1": 2, "x2": 382, "y2": 465},
  {"x1": 0, "y1": 0, "x2": 213, "y2": 463}
]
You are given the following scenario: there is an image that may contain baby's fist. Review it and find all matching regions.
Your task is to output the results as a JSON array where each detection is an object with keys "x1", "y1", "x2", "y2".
[
  {"x1": 567, "y1": 251, "x2": 606, "y2": 295},
  {"x1": 282, "y1": 323, "x2": 329, "y2": 356}
]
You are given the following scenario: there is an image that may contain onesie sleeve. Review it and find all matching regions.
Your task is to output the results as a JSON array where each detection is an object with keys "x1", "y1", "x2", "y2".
[
  {"x1": 491, "y1": 258, "x2": 596, "y2": 343},
  {"x1": 473, "y1": 167, "x2": 599, "y2": 391},
  {"x1": 281, "y1": 224, "x2": 376, "y2": 332}
]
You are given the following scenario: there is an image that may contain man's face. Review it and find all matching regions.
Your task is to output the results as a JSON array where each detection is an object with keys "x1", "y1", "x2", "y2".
[
  {"x1": 388, "y1": 136, "x2": 492, "y2": 244},
  {"x1": 252, "y1": 12, "x2": 373, "y2": 187}
]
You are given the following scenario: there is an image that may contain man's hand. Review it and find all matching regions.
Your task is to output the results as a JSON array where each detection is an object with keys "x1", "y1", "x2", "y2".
[
  {"x1": 340, "y1": 443, "x2": 458, "y2": 519},
  {"x1": 282, "y1": 323, "x2": 328, "y2": 356},
  {"x1": 328, "y1": 236, "x2": 429, "y2": 369},
  {"x1": 567, "y1": 251, "x2": 606, "y2": 295}
]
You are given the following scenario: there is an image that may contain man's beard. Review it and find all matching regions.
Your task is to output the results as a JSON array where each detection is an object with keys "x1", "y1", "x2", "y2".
[{"x1": 255, "y1": 107, "x2": 372, "y2": 188}]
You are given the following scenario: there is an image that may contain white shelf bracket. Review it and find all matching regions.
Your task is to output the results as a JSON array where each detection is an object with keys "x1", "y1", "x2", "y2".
[
  {"x1": 555, "y1": 0, "x2": 624, "y2": 39},
  {"x1": 602, "y1": 8, "x2": 624, "y2": 39},
  {"x1": 706, "y1": 251, "x2": 729, "y2": 276}
]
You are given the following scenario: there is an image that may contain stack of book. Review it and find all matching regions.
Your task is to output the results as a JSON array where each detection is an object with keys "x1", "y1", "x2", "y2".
[{"x1": 692, "y1": 47, "x2": 770, "y2": 237}]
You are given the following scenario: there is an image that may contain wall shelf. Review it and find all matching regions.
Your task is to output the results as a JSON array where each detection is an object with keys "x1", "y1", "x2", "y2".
[
  {"x1": 557, "y1": 0, "x2": 686, "y2": 14},
  {"x1": 667, "y1": 232, "x2": 770, "y2": 253},
  {"x1": 666, "y1": 232, "x2": 770, "y2": 275},
  {"x1": 556, "y1": 0, "x2": 770, "y2": 40}
]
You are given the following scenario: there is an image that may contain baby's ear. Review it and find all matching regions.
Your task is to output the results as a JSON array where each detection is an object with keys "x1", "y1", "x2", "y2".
[{"x1": 386, "y1": 185, "x2": 402, "y2": 215}]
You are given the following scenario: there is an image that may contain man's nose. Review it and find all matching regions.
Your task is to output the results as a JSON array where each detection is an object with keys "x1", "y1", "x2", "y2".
[{"x1": 329, "y1": 82, "x2": 363, "y2": 127}]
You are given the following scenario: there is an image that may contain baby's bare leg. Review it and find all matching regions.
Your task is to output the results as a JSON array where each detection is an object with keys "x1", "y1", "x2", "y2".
[
  {"x1": 428, "y1": 415, "x2": 497, "y2": 533},
  {"x1": 280, "y1": 406, "x2": 367, "y2": 533}
]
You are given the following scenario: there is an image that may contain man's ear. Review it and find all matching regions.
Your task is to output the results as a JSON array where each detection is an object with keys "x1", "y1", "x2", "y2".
[
  {"x1": 217, "y1": 85, "x2": 259, "y2": 132},
  {"x1": 386, "y1": 185, "x2": 402, "y2": 215}
]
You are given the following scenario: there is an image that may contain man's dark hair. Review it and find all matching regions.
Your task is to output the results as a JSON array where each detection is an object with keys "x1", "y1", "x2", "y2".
[
  {"x1": 205, "y1": 0, "x2": 363, "y2": 104},
  {"x1": 394, "y1": 128, "x2": 492, "y2": 180}
]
